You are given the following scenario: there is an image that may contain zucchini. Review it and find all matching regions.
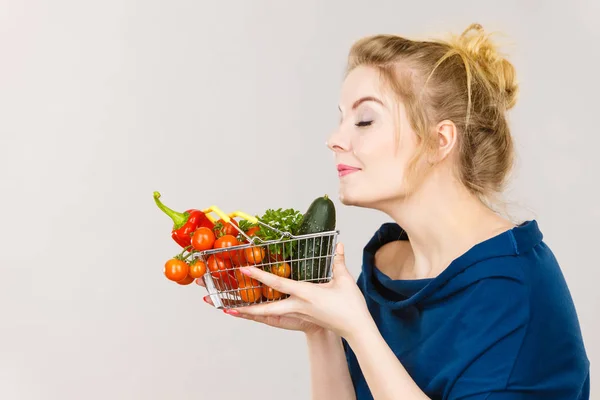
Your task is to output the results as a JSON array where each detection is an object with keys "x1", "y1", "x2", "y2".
[{"x1": 292, "y1": 195, "x2": 336, "y2": 282}]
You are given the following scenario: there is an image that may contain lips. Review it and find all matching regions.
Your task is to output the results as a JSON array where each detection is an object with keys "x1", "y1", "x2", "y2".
[{"x1": 337, "y1": 164, "x2": 361, "y2": 177}]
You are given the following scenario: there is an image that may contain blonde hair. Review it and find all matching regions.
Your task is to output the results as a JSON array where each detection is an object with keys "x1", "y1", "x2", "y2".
[{"x1": 346, "y1": 23, "x2": 518, "y2": 204}]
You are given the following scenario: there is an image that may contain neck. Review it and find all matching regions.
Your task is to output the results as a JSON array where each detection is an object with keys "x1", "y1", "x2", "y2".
[{"x1": 379, "y1": 169, "x2": 512, "y2": 279}]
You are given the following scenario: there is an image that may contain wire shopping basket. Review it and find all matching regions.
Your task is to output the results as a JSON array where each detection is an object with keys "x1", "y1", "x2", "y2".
[{"x1": 191, "y1": 206, "x2": 339, "y2": 309}]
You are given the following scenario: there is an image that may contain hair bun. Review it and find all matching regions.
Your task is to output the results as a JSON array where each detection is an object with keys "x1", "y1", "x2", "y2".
[{"x1": 450, "y1": 23, "x2": 519, "y2": 110}]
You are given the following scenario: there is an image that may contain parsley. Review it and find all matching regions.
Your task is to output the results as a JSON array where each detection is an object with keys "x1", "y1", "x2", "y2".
[
  {"x1": 255, "y1": 208, "x2": 304, "y2": 259},
  {"x1": 238, "y1": 219, "x2": 257, "y2": 232}
]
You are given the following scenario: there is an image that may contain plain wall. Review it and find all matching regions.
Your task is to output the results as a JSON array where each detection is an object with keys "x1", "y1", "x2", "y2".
[{"x1": 1, "y1": 0, "x2": 598, "y2": 399}]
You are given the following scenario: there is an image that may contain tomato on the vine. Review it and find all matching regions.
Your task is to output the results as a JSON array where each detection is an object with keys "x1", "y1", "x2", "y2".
[
  {"x1": 188, "y1": 259, "x2": 207, "y2": 278},
  {"x1": 177, "y1": 274, "x2": 195, "y2": 285},
  {"x1": 164, "y1": 258, "x2": 189, "y2": 282},
  {"x1": 191, "y1": 227, "x2": 215, "y2": 251}
]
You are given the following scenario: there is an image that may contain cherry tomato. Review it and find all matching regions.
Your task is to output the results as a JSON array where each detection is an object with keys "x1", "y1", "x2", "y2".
[
  {"x1": 239, "y1": 225, "x2": 260, "y2": 244},
  {"x1": 188, "y1": 259, "x2": 207, "y2": 279},
  {"x1": 270, "y1": 262, "x2": 291, "y2": 278},
  {"x1": 246, "y1": 225, "x2": 260, "y2": 237},
  {"x1": 244, "y1": 246, "x2": 265, "y2": 264},
  {"x1": 229, "y1": 250, "x2": 248, "y2": 267},
  {"x1": 214, "y1": 234, "x2": 239, "y2": 249},
  {"x1": 234, "y1": 270, "x2": 260, "y2": 288},
  {"x1": 164, "y1": 258, "x2": 189, "y2": 282},
  {"x1": 177, "y1": 274, "x2": 195, "y2": 285},
  {"x1": 207, "y1": 255, "x2": 231, "y2": 279},
  {"x1": 262, "y1": 286, "x2": 283, "y2": 300},
  {"x1": 213, "y1": 219, "x2": 239, "y2": 238},
  {"x1": 239, "y1": 287, "x2": 262, "y2": 303},
  {"x1": 223, "y1": 272, "x2": 239, "y2": 290},
  {"x1": 214, "y1": 235, "x2": 241, "y2": 261},
  {"x1": 191, "y1": 227, "x2": 215, "y2": 251},
  {"x1": 207, "y1": 256, "x2": 238, "y2": 290}
]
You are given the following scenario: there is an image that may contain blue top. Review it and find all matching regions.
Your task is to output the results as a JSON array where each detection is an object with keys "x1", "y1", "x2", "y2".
[{"x1": 344, "y1": 220, "x2": 590, "y2": 399}]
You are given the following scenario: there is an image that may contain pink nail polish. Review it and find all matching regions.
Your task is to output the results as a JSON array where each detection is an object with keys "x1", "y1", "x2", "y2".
[
  {"x1": 239, "y1": 267, "x2": 251, "y2": 276},
  {"x1": 223, "y1": 309, "x2": 240, "y2": 316}
]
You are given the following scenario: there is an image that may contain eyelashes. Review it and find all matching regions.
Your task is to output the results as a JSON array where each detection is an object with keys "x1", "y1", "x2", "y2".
[{"x1": 355, "y1": 120, "x2": 373, "y2": 127}]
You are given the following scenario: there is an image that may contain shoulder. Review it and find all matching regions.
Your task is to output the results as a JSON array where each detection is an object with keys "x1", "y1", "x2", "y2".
[
  {"x1": 442, "y1": 219, "x2": 564, "y2": 295},
  {"x1": 454, "y1": 270, "x2": 531, "y2": 323},
  {"x1": 448, "y1": 241, "x2": 587, "y2": 358},
  {"x1": 448, "y1": 253, "x2": 590, "y2": 398}
]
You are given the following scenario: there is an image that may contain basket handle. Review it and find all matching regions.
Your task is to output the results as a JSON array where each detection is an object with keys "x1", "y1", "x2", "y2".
[
  {"x1": 202, "y1": 205, "x2": 229, "y2": 224},
  {"x1": 202, "y1": 206, "x2": 260, "y2": 225},
  {"x1": 202, "y1": 206, "x2": 261, "y2": 242},
  {"x1": 228, "y1": 210, "x2": 258, "y2": 224}
]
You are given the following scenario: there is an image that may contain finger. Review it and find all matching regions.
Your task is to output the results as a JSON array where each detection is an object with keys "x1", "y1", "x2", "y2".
[
  {"x1": 238, "y1": 266, "x2": 311, "y2": 297},
  {"x1": 234, "y1": 313, "x2": 308, "y2": 326},
  {"x1": 195, "y1": 278, "x2": 206, "y2": 288},
  {"x1": 235, "y1": 296, "x2": 303, "y2": 317},
  {"x1": 230, "y1": 313, "x2": 283, "y2": 327},
  {"x1": 232, "y1": 313, "x2": 279, "y2": 323},
  {"x1": 202, "y1": 294, "x2": 214, "y2": 306},
  {"x1": 202, "y1": 294, "x2": 242, "y2": 309},
  {"x1": 332, "y1": 242, "x2": 350, "y2": 278}
]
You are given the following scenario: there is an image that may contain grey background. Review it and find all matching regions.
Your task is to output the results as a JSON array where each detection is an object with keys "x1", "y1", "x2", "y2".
[{"x1": 1, "y1": 0, "x2": 598, "y2": 399}]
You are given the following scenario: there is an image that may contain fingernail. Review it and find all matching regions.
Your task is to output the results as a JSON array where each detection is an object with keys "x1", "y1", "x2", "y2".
[
  {"x1": 239, "y1": 267, "x2": 251, "y2": 276},
  {"x1": 203, "y1": 296, "x2": 209, "y2": 304},
  {"x1": 223, "y1": 309, "x2": 240, "y2": 316}
]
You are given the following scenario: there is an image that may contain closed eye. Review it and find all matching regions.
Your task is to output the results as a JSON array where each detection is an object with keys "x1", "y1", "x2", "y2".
[{"x1": 355, "y1": 120, "x2": 373, "y2": 127}]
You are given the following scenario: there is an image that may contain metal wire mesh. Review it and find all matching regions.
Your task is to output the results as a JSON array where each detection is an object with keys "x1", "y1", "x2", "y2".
[{"x1": 192, "y1": 229, "x2": 339, "y2": 309}]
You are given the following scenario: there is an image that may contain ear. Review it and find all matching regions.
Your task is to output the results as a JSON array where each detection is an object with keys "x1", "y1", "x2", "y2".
[{"x1": 431, "y1": 120, "x2": 458, "y2": 163}]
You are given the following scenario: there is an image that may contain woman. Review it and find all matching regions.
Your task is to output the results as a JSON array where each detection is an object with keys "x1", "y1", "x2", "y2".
[{"x1": 199, "y1": 23, "x2": 590, "y2": 399}]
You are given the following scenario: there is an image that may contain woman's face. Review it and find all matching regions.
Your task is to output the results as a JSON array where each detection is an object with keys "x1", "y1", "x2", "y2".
[{"x1": 327, "y1": 65, "x2": 420, "y2": 209}]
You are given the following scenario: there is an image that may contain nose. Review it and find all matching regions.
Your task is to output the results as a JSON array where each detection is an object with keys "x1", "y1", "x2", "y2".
[{"x1": 326, "y1": 127, "x2": 351, "y2": 154}]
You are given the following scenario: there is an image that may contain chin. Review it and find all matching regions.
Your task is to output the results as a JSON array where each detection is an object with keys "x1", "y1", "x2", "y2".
[
  {"x1": 338, "y1": 188, "x2": 374, "y2": 208},
  {"x1": 337, "y1": 188, "x2": 356, "y2": 206},
  {"x1": 338, "y1": 184, "x2": 405, "y2": 210}
]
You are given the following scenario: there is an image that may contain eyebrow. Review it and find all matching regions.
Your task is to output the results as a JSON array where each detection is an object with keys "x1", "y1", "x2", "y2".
[{"x1": 338, "y1": 96, "x2": 384, "y2": 113}]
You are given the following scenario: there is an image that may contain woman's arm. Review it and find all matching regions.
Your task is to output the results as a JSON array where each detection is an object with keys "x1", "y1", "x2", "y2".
[
  {"x1": 345, "y1": 319, "x2": 429, "y2": 400},
  {"x1": 306, "y1": 329, "x2": 356, "y2": 400},
  {"x1": 234, "y1": 243, "x2": 430, "y2": 399}
]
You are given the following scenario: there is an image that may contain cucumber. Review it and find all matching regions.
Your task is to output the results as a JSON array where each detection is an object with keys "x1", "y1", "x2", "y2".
[{"x1": 292, "y1": 195, "x2": 336, "y2": 282}]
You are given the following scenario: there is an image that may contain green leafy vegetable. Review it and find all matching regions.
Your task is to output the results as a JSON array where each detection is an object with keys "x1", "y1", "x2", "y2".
[
  {"x1": 238, "y1": 219, "x2": 257, "y2": 232},
  {"x1": 255, "y1": 208, "x2": 303, "y2": 259}
]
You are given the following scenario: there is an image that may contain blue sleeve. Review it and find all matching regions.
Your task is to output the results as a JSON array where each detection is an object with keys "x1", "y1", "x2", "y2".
[
  {"x1": 455, "y1": 370, "x2": 589, "y2": 400},
  {"x1": 447, "y1": 276, "x2": 590, "y2": 400},
  {"x1": 445, "y1": 276, "x2": 529, "y2": 399}
]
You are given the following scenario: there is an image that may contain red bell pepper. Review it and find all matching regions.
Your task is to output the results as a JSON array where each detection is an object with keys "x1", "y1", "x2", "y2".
[{"x1": 153, "y1": 191, "x2": 214, "y2": 248}]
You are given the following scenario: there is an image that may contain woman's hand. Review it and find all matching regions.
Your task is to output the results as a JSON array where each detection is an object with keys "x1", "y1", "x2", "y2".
[
  {"x1": 227, "y1": 243, "x2": 372, "y2": 341},
  {"x1": 196, "y1": 275, "x2": 324, "y2": 334},
  {"x1": 200, "y1": 245, "x2": 427, "y2": 399}
]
